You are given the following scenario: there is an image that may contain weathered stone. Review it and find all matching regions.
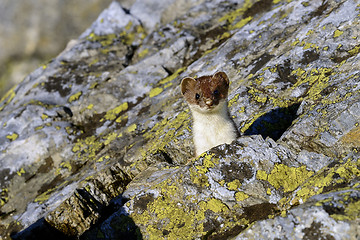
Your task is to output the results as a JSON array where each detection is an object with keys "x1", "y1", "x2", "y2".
[
  {"x1": 1, "y1": 0, "x2": 360, "y2": 239},
  {"x1": 235, "y1": 185, "x2": 360, "y2": 240},
  {"x1": 0, "y1": 0, "x2": 115, "y2": 96}
]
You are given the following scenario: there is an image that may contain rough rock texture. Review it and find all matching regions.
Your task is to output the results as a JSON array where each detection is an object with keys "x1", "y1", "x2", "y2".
[
  {"x1": 0, "y1": 0, "x2": 117, "y2": 96},
  {"x1": 1, "y1": 0, "x2": 360, "y2": 239}
]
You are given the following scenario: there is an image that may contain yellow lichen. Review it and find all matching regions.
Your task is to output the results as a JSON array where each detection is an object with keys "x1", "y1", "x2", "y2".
[
  {"x1": 35, "y1": 125, "x2": 44, "y2": 131},
  {"x1": 97, "y1": 155, "x2": 110, "y2": 163},
  {"x1": 138, "y1": 48, "x2": 149, "y2": 58},
  {"x1": 306, "y1": 29, "x2": 314, "y2": 35},
  {"x1": 35, "y1": 181, "x2": 68, "y2": 204},
  {"x1": 102, "y1": 102, "x2": 128, "y2": 121},
  {"x1": 348, "y1": 45, "x2": 360, "y2": 55},
  {"x1": 331, "y1": 200, "x2": 360, "y2": 221},
  {"x1": 0, "y1": 86, "x2": 16, "y2": 111},
  {"x1": 200, "y1": 198, "x2": 229, "y2": 213},
  {"x1": 149, "y1": 87, "x2": 163, "y2": 98},
  {"x1": 60, "y1": 162, "x2": 72, "y2": 172},
  {"x1": 71, "y1": 135, "x2": 104, "y2": 161},
  {"x1": 141, "y1": 110, "x2": 190, "y2": 158},
  {"x1": 219, "y1": 0, "x2": 253, "y2": 25},
  {"x1": 6, "y1": 133, "x2": 18, "y2": 141},
  {"x1": 257, "y1": 164, "x2": 314, "y2": 192},
  {"x1": 227, "y1": 179, "x2": 242, "y2": 190},
  {"x1": 333, "y1": 29, "x2": 344, "y2": 38},
  {"x1": 232, "y1": 16, "x2": 253, "y2": 30},
  {"x1": 41, "y1": 114, "x2": 48, "y2": 120},
  {"x1": 104, "y1": 132, "x2": 118, "y2": 145},
  {"x1": 228, "y1": 93, "x2": 240, "y2": 107},
  {"x1": 288, "y1": 159, "x2": 360, "y2": 208},
  {"x1": 235, "y1": 191, "x2": 249, "y2": 201},
  {"x1": 131, "y1": 178, "x2": 207, "y2": 239},
  {"x1": 17, "y1": 168, "x2": 25, "y2": 176},
  {"x1": 116, "y1": 114, "x2": 128, "y2": 124},
  {"x1": 126, "y1": 123, "x2": 137, "y2": 133},
  {"x1": 159, "y1": 67, "x2": 186, "y2": 85},
  {"x1": 68, "y1": 91, "x2": 82, "y2": 103},
  {"x1": 240, "y1": 111, "x2": 266, "y2": 133},
  {"x1": 190, "y1": 167, "x2": 210, "y2": 187}
]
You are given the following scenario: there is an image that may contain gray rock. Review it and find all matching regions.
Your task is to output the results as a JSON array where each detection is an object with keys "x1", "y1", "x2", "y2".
[{"x1": 0, "y1": 0, "x2": 116, "y2": 97}]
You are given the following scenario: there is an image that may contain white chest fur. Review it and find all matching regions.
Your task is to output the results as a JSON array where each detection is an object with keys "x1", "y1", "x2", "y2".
[{"x1": 190, "y1": 101, "x2": 238, "y2": 156}]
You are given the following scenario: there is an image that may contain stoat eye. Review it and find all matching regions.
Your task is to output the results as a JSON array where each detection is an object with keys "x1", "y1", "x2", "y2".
[
  {"x1": 213, "y1": 89, "x2": 219, "y2": 96},
  {"x1": 195, "y1": 93, "x2": 200, "y2": 100}
]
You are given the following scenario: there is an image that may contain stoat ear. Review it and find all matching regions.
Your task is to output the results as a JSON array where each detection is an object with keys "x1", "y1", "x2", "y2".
[
  {"x1": 181, "y1": 77, "x2": 196, "y2": 95},
  {"x1": 213, "y1": 71, "x2": 229, "y2": 85}
]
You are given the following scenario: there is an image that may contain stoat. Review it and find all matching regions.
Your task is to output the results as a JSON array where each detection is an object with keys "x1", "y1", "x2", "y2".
[{"x1": 181, "y1": 71, "x2": 239, "y2": 157}]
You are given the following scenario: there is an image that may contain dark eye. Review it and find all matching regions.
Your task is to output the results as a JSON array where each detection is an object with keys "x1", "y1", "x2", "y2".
[
  {"x1": 213, "y1": 90, "x2": 219, "y2": 96},
  {"x1": 195, "y1": 93, "x2": 200, "y2": 100}
]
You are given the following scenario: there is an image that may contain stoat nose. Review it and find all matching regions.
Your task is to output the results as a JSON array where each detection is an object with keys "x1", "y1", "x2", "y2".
[{"x1": 205, "y1": 99, "x2": 213, "y2": 106}]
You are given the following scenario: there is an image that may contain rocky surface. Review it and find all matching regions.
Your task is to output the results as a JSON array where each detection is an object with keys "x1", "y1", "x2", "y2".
[
  {"x1": 0, "y1": 0, "x2": 360, "y2": 239},
  {"x1": 0, "y1": 0, "x2": 117, "y2": 97}
]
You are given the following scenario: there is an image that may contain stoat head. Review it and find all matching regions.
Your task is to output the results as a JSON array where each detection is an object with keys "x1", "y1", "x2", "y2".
[{"x1": 181, "y1": 71, "x2": 229, "y2": 113}]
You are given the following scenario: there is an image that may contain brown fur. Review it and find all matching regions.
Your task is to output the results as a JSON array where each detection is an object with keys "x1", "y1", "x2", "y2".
[{"x1": 181, "y1": 72, "x2": 229, "y2": 110}]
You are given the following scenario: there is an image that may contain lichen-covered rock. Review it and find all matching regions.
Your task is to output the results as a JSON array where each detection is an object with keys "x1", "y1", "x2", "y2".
[
  {"x1": 236, "y1": 186, "x2": 360, "y2": 239},
  {"x1": 1, "y1": 0, "x2": 360, "y2": 239}
]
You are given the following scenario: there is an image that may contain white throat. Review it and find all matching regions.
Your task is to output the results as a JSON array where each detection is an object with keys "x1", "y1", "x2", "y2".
[{"x1": 190, "y1": 101, "x2": 238, "y2": 156}]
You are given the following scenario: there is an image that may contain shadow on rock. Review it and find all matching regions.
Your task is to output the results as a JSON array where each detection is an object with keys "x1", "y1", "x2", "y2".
[
  {"x1": 11, "y1": 195, "x2": 143, "y2": 240},
  {"x1": 244, "y1": 103, "x2": 300, "y2": 141},
  {"x1": 80, "y1": 196, "x2": 143, "y2": 240},
  {"x1": 11, "y1": 218, "x2": 74, "y2": 240}
]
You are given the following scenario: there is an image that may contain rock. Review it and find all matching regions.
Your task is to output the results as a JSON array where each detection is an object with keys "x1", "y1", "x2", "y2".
[
  {"x1": 236, "y1": 187, "x2": 360, "y2": 239},
  {"x1": 0, "y1": 0, "x2": 115, "y2": 96},
  {"x1": 1, "y1": 0, "x2": 360, "y2": 239}
]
